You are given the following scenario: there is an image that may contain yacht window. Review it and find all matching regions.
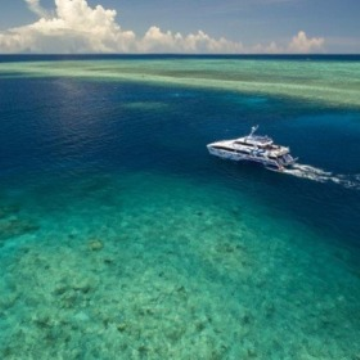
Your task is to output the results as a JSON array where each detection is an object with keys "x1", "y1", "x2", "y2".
[
  {"x1": 235, "y1": 141, "x2": 254, "y2": 147},
  {"x1": 214, "y1": 146, "x2": 236, "y2": 152}
]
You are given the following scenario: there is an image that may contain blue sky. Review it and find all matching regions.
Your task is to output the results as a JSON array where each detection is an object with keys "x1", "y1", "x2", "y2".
[{"x1": 0, "y1": 0, "x2": 359, "y2": 53}]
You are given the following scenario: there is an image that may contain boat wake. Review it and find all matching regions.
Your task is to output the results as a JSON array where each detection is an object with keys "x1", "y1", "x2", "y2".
[{"x1": 282, "y1": 163, "x2": 360, "y2": 190}]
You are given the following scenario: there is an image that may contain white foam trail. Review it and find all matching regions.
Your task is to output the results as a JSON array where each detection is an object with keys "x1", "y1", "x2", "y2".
[{"x1": 282, "y1": 163, "x2": 360, "y2": 190}]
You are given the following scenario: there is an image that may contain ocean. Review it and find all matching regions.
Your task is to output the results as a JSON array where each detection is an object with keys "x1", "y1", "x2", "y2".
[{"x1": 0, "y1": 55, "x2": 359, "y2": 359}]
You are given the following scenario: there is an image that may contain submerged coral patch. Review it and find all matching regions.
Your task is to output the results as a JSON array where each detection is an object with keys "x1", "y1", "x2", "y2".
[
  {"x1": 0, "y1": 204, "x2": 39, "y2": 243},
  {"x1": 0, "y1": 173, "x2": 359, "y2": 358}
]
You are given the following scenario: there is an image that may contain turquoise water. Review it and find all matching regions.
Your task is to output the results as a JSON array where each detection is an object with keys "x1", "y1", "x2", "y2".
[{"x1": 0, "y1": 56, "x2": 360, "y2": 359}]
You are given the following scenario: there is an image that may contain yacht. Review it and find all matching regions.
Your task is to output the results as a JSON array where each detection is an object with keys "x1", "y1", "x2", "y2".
[{"x1": 207, "y1": 126, "x2": 297, "y2": 171}]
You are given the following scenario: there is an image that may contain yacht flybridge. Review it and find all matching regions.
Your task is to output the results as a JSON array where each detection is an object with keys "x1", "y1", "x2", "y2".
[{"x1": 207, "y1": 126, "x2": 297, "y2": 171}]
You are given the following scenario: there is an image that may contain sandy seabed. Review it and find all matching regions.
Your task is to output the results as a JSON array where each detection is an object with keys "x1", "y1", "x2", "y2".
[{"x1": 1, "y1": 58, "x2": 360, "y2": 108}]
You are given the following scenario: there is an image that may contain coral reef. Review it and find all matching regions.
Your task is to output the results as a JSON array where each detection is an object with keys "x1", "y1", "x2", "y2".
[
  {"x1": 0, "y1": 173, "x2": 359, "y2": 359},
  {"x1": 0, "y1": 204, "x2": 39, "y2": 243}
]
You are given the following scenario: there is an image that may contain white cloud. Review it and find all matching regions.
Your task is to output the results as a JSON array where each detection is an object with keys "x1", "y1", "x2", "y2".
[
  {"x1": 288, "y1": 31, "x2": 324, "y2": 53},
  {"x1": 138, "y1": 27, "x2": 244, "y2": 53},
  {"x1": 0, "y1": 0, "x2": 325, "y2": 54},
  {"x1": 252, "y1": 41, "x2": 283, "y2": 54},
  {"x1": 25, "y1": 0, "x2": 49, "y2": 18},
  {"x1": 252, "y1": 31, "x2": 325, "y2": 54},
  {"x1": 0, "y1": 0, "x2": 136, "y2": 53}
]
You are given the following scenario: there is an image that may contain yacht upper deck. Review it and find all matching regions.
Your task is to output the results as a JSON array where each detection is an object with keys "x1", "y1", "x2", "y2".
[{"x1": 235, "y1": 135, "x2": 273, "y2": 147}]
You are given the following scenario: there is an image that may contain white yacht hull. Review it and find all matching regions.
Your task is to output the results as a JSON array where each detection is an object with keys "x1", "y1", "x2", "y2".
[{"x1": 207, "y1": 145, "x2": 295, "y2": 171}]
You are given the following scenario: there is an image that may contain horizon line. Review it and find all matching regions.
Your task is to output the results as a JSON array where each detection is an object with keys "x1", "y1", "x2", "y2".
[{"x1": 0, "y1": 53, "x2": 359, "y2": 57}]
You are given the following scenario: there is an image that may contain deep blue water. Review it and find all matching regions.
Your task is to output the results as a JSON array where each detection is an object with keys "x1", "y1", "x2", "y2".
[{"x1": 1, "y1": 75, "x2": 360, "y2": 247}]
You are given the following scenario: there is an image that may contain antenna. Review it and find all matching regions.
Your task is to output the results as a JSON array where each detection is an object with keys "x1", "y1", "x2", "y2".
[{"x1": 249, "y1": 125, "x2": 259, "y2": 137}]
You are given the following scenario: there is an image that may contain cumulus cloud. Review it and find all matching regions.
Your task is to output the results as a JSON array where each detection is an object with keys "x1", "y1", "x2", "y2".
[
  {"x1": 288, "y1": 31, "x2": 324, "y2": 53},
  {"x1": 0, "y1": 0, "x2": 136, "y2": 53},
  {"x1": 0, "y1": 0, "x2": 324, "y2": 54},
  {"x1": 138, "y1": 27, "x2": 244, "y2": 53},
  {"x1": 252, "y1": 41, "x2": 283, "y2": 54},
  {"x1": 252, "y1": 31, "x2": 325, "y2": 54},
  {"x1": 25, "y1": 0, "x2": 49, "y2": 18}
]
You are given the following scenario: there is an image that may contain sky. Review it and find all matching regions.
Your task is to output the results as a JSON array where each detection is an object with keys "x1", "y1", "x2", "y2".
[{"x1": 0, "y1": 0, "x2": 359, "y2": 54}]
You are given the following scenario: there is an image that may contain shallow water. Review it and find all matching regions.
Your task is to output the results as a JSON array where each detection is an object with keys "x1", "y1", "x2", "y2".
[
  {"x1": 1, "y1": 55, "x2": 360, "y2": 107},
  {"x1": 0, "y1": 56, "x2": 360, "y2": 359}
]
